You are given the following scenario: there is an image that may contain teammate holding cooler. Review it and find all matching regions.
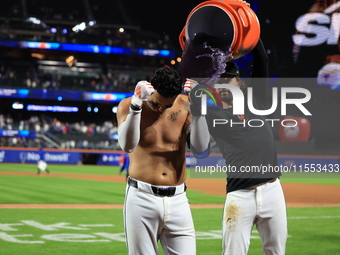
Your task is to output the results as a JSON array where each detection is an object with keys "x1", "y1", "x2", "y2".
[
  {"x1": 116, "y1": 66, "x2": 209, "y2": 255},
  {"x1": 186, "y1": 38, "x2": 288, "y2": 255}
]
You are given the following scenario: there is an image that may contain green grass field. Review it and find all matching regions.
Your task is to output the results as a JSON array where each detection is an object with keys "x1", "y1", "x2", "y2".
[{"x1": 1, "y1": 163, "x2": 340, "y2": 255}]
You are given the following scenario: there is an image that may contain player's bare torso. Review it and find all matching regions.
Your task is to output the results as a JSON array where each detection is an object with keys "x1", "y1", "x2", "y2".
[{"x1": 118, "y1": 94, "x2": 190, "y2": 186}]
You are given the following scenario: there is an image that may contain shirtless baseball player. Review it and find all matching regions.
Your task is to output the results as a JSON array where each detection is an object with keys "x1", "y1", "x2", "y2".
[{"x1": 116, "y1": 66, "x2": 209, "y2": 255}]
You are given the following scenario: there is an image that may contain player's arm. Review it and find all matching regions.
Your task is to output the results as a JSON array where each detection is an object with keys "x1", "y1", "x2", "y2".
[
  {"x1": 251, "y1": 38, "x2": 268, "y2": 78},
  {"x1": 116, "y1": 98, "x2": 141, "y2": 153},
  {"x1": 184, "y1": 79, "x2": 211, "y2": 158},
  {"x1": 250, "y1": 38, "x2": 269, "y2": 105},
  {"x1": 187, "y1": 115, "x2": 211, "y2": 159},
  {"x1": 117, "y1": 81, "x2": 154, "y2": 153}
]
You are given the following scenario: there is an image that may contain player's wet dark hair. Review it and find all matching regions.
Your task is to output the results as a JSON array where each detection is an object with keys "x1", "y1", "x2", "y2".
[{"x1": 150, "y1": 67, "x2": 182, "y2": 98}]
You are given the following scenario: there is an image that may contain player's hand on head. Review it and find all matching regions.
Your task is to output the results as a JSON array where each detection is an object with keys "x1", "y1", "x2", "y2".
[
  {"x1": 131, "y1": 80, "x2": 154, "y2": 109},
  {"x1": 135, "y1": 80, "x2": 154, "y2": 101},
  {"x1": 184, "y1": 78, "x2": 198, "y2": 95}
]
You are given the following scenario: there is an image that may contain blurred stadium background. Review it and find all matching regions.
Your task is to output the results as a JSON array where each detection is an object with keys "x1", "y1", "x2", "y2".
[
  {"x1": 0, "y1": 1, "x2": 339, "y2": 254},
  {"x1": 0, "y1": 0, "x2": 339, "y2": 167}
]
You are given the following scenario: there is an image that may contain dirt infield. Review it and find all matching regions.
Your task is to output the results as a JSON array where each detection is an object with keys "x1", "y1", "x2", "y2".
[{"x1": 1, "y1": 171, "x2": 340, "y2": 208}]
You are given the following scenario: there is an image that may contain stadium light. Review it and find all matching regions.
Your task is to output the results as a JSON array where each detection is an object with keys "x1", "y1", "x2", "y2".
[
  {"x1": 65, "y1": 56, "x2": 77, "y2": 67},
  {"x1": 72, "y1": 20, "x2": 97, "y2": 33},
  {"x1": 31, "y1": 53, "x2": 44, "y2": 59},
  {"x1": 12, "y1": 102, "x2": 24, "y2": 110},
  {"x1": 25, "y1": 17, "x2": 48, "y2": 29}
]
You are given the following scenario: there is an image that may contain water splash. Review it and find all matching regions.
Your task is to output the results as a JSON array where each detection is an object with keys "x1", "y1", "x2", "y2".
[{"x1": 196, "y1": 42, "x2": 233, "y2": 86}]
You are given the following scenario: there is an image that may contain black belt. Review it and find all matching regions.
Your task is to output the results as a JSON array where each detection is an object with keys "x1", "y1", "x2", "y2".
[
  {"x1": 128, "y1": 177, "x2": 185, "y2": 197},
  {"x1": 245, "y1": 178, "x2": 277, "y2": 190}
]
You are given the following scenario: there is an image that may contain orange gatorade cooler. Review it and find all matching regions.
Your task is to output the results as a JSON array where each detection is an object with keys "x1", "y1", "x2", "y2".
[{"x1": 178, "y1": 0, "x2": 260, "y2": 79}]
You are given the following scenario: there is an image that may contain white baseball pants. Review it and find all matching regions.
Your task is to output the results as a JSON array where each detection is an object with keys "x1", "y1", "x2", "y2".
[
  {"x1": 222, "y1": 178, "x2": 287, "y2": 255},
  {"x1": 124, "y1": 178, "x2": 196, "y2": 255}
]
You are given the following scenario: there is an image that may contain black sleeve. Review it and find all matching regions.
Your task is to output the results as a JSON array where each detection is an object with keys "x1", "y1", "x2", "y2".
[
  {"x1": 251, "y1": 38, "x2": 268, "y2": 78},
  {"x1": 250, "y1": 38, "x2": 269, "y2": 105}
]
